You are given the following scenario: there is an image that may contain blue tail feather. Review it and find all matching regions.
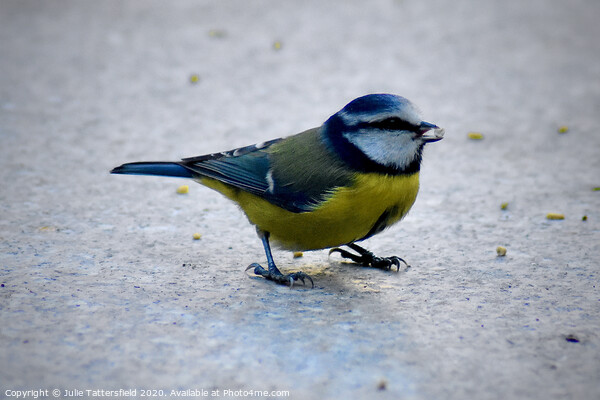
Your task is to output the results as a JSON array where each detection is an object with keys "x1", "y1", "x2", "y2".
[{"x1": 110, "y1": 162, "x2": 194, "y2": 178}]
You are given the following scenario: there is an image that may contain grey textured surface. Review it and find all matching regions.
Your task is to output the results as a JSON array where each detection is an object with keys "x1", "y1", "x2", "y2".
[{"x1": 1, "y1": 1, "x2": 599, "y2": 399}]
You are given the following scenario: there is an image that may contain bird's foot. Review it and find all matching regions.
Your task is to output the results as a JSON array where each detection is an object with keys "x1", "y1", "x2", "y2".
[
  {"x1": 246, "y1": 263, "x2": 314, "y2": 288},
  {"x1": 329, "y1": 244, "x2": 409, "y2": 271}
]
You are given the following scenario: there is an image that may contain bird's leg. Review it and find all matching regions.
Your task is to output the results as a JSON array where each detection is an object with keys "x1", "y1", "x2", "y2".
[
  {"x1": 246, "y1": 231, "x2": 314, "y2": 288},
  {"x1": 329, "y1": 243, "x2": 409, "y2": 271}
]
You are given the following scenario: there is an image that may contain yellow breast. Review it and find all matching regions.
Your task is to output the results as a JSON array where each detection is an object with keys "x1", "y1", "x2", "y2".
[{"x1": 199, "y1": 172, "x2": 420, "y2": 250}]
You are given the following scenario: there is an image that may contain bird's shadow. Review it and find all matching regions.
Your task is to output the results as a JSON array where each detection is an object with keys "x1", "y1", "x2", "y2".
[{"x1": 244, "y1": 257, "x2": 410, "y2": 294}]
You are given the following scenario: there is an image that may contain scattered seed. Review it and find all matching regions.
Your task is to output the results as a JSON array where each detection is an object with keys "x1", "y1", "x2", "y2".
[
  {"x1": 177, "y1": 185, "x2": 189, "y2": 194},
  {"x1": 468, "y1": 132, "x2": 484, "y2": 140},
  {"x1": 208, "y1": 29, "x2": 227, "y2": 38}
]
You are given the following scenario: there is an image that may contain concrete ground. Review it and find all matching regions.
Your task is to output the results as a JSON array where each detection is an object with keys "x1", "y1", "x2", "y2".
[{"x1": 1, "y1": 0, "x2": 599, "y2": 399}]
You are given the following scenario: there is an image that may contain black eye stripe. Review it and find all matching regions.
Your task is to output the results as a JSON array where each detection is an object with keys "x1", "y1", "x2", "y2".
[
  {"x1": 356, "y1": 117, "x2": 420, "y2": 132},
  {"x1": 374, "y1": 117, "x2": 419, "y2": 132}
]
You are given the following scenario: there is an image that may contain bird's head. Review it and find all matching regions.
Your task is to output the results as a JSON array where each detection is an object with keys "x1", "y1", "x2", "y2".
[{"x1": 322, "y1": 94, "x2": 444, "y2": 174}]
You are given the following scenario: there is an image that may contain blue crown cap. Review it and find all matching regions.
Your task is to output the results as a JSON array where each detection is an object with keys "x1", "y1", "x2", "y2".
[{"x1": 340, "y1": 94, "x2": 410, "y2": 115}]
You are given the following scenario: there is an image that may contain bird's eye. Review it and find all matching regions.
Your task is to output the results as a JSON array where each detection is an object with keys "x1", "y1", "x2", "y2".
[{"x1": 372, "y1": 117, "x2": 416, "y2": 132}]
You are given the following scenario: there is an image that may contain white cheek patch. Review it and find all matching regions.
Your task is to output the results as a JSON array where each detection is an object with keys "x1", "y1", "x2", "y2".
[{"x1": 344, "y1": 131, "x2": 420, "y2": 170}]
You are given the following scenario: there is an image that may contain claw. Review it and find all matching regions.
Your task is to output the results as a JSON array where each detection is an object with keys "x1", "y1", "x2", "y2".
[
  {"x1": 330, "y1": 244, "x2": 409, "y2": 272},
  {"x1": 328, "y1": 248, "x2": 344, "y2": 256},
  {"x1": 391, "y1": 256, "x2": 410, "y2": 270},
  {"x1": 388, "y1": 256, "x2": 410, "y2": 271},
  {"x1": 329, "y1": 247, "x2": 363, "y2": 264},
  {"x1": 246, "y1": 264, "x2": 314, "y2": 289},
  {"x1": 245, "y1": 263, "x2": 266, "y2": 275},
  {"x1": 295, "y1": 272, "x2": 314, "y2": 289}
]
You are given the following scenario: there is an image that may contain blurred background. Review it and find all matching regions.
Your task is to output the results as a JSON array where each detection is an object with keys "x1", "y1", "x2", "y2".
[{"x1": 1, "y1": 1, "x2": 599, "y2": 399}]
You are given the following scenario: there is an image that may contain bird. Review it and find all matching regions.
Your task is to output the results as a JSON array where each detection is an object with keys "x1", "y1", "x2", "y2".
[{"x1": 111, "y1": 94, "x2": 444, "y2": 288}]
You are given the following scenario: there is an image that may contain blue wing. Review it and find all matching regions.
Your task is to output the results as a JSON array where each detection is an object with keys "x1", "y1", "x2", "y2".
[
  {"x1": 182, "y1": 138, "x2": 322, "y2": 213},
  {"x1": 182, "y1": 141, "x2": 277, "y2": 196}
]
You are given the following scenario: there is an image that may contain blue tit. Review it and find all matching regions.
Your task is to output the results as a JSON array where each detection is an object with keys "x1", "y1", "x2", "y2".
[{"x1": 111, "y1": 94, "x2": 444, "y2": 287}]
